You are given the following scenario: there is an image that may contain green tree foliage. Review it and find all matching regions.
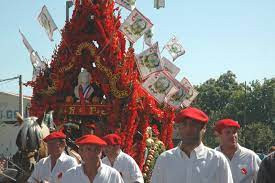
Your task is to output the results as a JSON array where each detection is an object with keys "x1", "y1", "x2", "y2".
[
  {"x1": 238, "y1": 122, "x2": 274, "y2": 153},
  {"x1": 194, "y1": 71, "x2": 275, "y2": 152}
]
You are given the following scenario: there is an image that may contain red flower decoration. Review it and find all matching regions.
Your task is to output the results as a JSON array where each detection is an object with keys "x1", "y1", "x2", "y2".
[
  {"x1": 57, "y1": 172, "x2": 63, "y2": 179},
  {"x1": 241, "y1": 168, "x2": 247, "y2": 175},
  {"x1": 152, "y1": 124, "x2": 160, "y2": 136}
]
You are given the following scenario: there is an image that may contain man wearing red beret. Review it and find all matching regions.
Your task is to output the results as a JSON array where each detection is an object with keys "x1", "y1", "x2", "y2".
[
  {"x1": 214, "y1": 118, "x2": 261, "y2": 183},
  {"x1": 28, "y1": 131, "x2": 78, "y2": 183},
  {"x1": 151, "y1": 107, "x2": 233, "y2": 183},
  {"x1": 61, "y1": 134, "x2": 124, "y2": 183},
  {"x1": 81, "y1": 123, "x2": 96, "y2": 135},
  {"x1": 102, "y1": 134, "x2": 144, "y2": 183}
]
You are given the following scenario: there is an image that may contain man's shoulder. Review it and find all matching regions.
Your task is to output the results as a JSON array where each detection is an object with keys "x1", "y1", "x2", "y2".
[
  {"x1": 239, "y1": 145, "x2": 259, "y2": 157},
  {"x1": 204, "y1": 146, "x2": 227, "y2": 159},
  {"x1": 101, "y1": 163, "x2": 120, "y2": 174},
  {"x1": 158, "y1": 147, "x2": 179, "y2": 160},
  {"x1": 65, "y1": 164, "x2": 81, "y2": 175},
  {"x1": 120, "y1": 151, "x2": 137, "y2": 162},
  {"x1": 62, "y1": 153, "x2": 78, "y2": 163},
  {"x1": 37, "y1": 156, "x2": 50, "y2": 165}
]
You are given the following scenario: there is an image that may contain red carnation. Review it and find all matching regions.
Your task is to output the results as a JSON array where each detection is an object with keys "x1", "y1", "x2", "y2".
[
  {"x1": 57, "y1": 172, "x2": 63, "y2": 179},
  {"x1": 241, "y1": 168, "x2": 247, "y2": 175},
  {"x1": 152, "y1": 125, "x2": 160, "y2": 137}
]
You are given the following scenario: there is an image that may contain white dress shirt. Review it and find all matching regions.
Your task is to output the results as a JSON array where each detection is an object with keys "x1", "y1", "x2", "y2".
[
  {"x1": 215, "y1": 144, "x2": 261, "y2": 183},
  {"x1": 102, "y1": 150, "x2": 144, "y2": 183},
  {"x1": 28, "y1": 152, "x2": 78, "y2": 183},
  {"x1": 61, "y1": 162, "x2": 124, "y2": 183},
  {"x1": 151, "y1": 143, "x2": 234, "y2": 183}
]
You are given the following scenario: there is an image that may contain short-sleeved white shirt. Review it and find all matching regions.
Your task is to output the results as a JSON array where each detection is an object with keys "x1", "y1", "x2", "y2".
[
  {"x1": 215, "y1": 144, "x2": 261, "y2": 183},
  {"x1": 27, "y1": 152, "x2": 78, "y2": 183},
  {"x1": 61, "y1": 162, "x2": 124, "y2": 183},
  {"x1": 102, "y1": 150, "x2": 144, "y2": 183},
  {"x1": 151, "y1": 143, "x2": 234, "y2": 183}
]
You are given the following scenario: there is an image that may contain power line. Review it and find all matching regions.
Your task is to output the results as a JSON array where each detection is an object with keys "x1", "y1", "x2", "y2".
[{"x1": 0, "y1": 76, "x2": 20, "y2": 83}]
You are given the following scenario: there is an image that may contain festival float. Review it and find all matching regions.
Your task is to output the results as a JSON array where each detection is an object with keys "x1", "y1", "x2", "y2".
[{"x1": 9, "y1": 0, "x2": 198, "y2": 182}]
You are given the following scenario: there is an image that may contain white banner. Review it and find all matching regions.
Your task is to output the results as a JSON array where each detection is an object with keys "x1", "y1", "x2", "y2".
[
  {"x1": 19, "y1": 30, "x2": 34, "y2": 54},
  {"x1": 136, "y1": 42, "x2": 163, "y2": 80},
  {"x1": 37, "y1": 5, "x2": 58, "y2": 41},
  {"x1": 120, "y1": 8, "x2": 153, "y2": 43},
  {"x1": 154, "y1": 0, "x2": 165, "y2": 9},
  {"x1": 165, "y1": 36, "x2": 185, "y2": 61},
  {"x1": 180, "y1": 77, "x2": 199, "y2": 107},
  {"x1": 162, "y1": 57, "x2": 180, "y2": 78},
  {"x1": 144, "y1": 28, "x2": 153, "y2": 47},
  {"x1": 166, "y1": 77, "x2": 199, "y2": 108},
  {"x1": 142, "y1": 71, "x2": 175, "y2": 104},
  {"x1": 115, "y1": 0, "x2": 136, "y2": 11}
]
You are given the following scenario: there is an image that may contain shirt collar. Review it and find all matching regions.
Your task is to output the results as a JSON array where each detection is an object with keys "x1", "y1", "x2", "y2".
[
  {"x1": 177, "y1": 142, "x2": 207, "y2": 159},
  {"x1": 193, "y1": 143, "x2": 207, "y2": 159},
  {"x1": 217, "y1": 143, "x2": 244, "y2": 158},
  {"x1": 49, "y1": 151, "x2": 66, "y2": 163}
]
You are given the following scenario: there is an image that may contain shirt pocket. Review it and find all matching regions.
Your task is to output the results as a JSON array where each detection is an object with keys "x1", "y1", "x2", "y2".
[
  {"x1": 237, "y1": 164, "x2": 253, "y2": 182},
  {"x1": 193, "y1": 160, "x2": 218, "y2": 183}
]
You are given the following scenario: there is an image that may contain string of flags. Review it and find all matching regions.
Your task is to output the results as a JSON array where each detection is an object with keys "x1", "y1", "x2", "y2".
[
  {"x1": 136, "y1": 43, "x2": 197, "y2": 109},
  {"x1": 19, "y1": 0, "x2": 197, "y2": 108}
]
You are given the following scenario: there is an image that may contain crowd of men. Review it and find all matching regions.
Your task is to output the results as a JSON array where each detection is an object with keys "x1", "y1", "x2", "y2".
[{"x1": 25, "y1": 107, "x2": 274, "y2": 183}]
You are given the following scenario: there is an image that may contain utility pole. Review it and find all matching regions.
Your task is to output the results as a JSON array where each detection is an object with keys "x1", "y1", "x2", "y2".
[
  {"x1": 0, "y1": 75, "x2": 23, "y2": 117},
  {"x1": 19, "y1": 75, "x2": 23, "y2": 116},
  {"x1": 244, "y1": 81, "x2": 247, "y2": 125}
]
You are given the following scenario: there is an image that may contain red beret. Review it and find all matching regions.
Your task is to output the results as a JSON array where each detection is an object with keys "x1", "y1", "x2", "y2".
[
  {"x1": 75, "y1": 135, "x2": 107, "y2": 146},
  {"x1": 43, "y1": 131, "x2": 66, "y2": 142},
  {"x1": 103, "y1": 134, "x2": 121, "y2": 145},
  {"x1": 214, "y1": 119, "x2": 240, "y2": 133},
  {"x1": 175, "y1": 107, "x2": 209, "y2": 123}
]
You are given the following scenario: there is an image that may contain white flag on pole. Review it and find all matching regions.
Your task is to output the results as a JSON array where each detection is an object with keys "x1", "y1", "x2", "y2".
[
  {"x1": 119, "y1": 8, "x2": 153, "y2": 43},
  {"x1": 165, "y1": 77, "x2": 198, "y2": 108},
  {"x1": 142, "y1": 71, "x2": 175, "y2": 104},
  {"x1": 115, "y1": 0, "x2": 136, "y2": 11},
  {"x1": 30, "y1": 51, "x2": 47, "y2": 80},
  {"x1": 144, "y1": 28, "x2": 153, "y2": 47},
  {"x1": 165, "y1": 36, "x2": 185, "y2": 61},
  {"x1": 19, "y1": 30, "x2": 46, "y2": 80},
  {"x1": 136, "y1": 42, "x2": 163, "y2": 80},
  {"x1": 37, "y1": 5, "x2": 58, "y2": 41},
  {"x1": 19, "y1": 30, "x2": 34, "y2": 54},
  {"x1": 154, "y1": 0, "x2": 165, "y2": 9},
  {"x1": 162, "y1": 57, "x2": 180, "y2": 78}
]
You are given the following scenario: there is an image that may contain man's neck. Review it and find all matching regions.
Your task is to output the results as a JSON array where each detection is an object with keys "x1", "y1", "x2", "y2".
[
  {"x1": 108, "y1": 150, "x2": 120, "y2": 166},
  {"x1": 180, "y1": 142, "x2": 201, "y2": 158},
  {"x1": 83, "y1": 160, "x2": 101, "y2": 182},
  {"x1": 220, "y1": 144, "x2": 238, "y2": 160},
  {"x1": 50, "y1": 153, "x2": 62, "y2": 171}
]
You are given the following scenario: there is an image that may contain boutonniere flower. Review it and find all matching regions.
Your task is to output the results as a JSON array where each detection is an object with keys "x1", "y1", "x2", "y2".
[
  {"x1": 57, "y1": 172, "x2": 63, "y2": 179},
  {"x1": 241, "y1": 168, "x2": 247, "y2": 175}
]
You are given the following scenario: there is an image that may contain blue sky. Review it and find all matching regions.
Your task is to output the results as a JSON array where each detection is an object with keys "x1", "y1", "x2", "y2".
[{"x1": 0, "y1": 0, "x2": 274, "y2": 96}]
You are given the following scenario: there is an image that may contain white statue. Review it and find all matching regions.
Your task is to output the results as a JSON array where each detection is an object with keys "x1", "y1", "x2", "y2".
[{"x1": 74, "y1": 68, "x2": 94, "y2": 103}]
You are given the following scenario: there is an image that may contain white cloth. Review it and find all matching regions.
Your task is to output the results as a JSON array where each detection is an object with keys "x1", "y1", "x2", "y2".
[
  {"x1": 215, "y1": 144, "x2": 261, "y2": 183},
  {"x1": 28, "y1": 152, "x2": 78, "y2": 183},
  {"x1": 61, "y1": 163, "x2": 124, "y2": 183},
  {"x1": 102, "y1": 150, "x2": 144, "y2": 183},
  {"x1": 151, "y1": 143, "x2": 234, "y2": 183}
]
